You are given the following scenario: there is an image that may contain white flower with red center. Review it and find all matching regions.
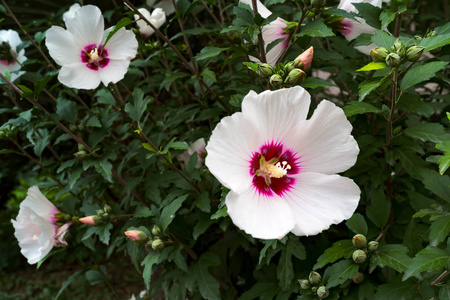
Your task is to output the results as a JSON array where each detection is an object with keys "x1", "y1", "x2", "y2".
[
  {"x1": 45, "y1": 5, "x2": 138, "y2": 90},
  {"x1": 134, "y1": 8, "x2": 166, "y2": 37},
  {"x1": 338, "y1": 0, "x2": 382, "y2": 55},
  {"x1": 240, "y1": 0, "x2": 290, "y2": 67},
  {"x1": 11, "y1": 186, "x2": 69, "y2": 264},
  {"x1": 205, "y1": 86, "x2": 360, "y2": 239},
  {"x1": 0, "y1": 29, "x2": 27, "y2": 82}
]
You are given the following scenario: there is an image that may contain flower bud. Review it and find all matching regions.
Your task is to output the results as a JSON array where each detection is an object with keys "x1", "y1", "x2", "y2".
[
  {"x1": 285, "y1": 68, "x2": 306, "y2": 86},
  {"x1": 309, "y1": 271, "x2": 322, "y2": 285},
  {"x1": 352, "y1": 272, "x2": 365, "y2": 284},
  {"x1": 370, "y1": 47, "x2": 389, "y2": 62},
  {"x1": 391, "y1": 39, "x2": 406, "y2": 57},
  {"x1": 125, "y1": 230, "x2": 149, "y2": 242},
  {"x1": 298, "y1": 279, "x2": 311, "y2": 290},
  {"x1": 151, "y1": 238, "x2": 164, "y2": 250},
  {"x1": 386, "y1": 53, "x2": 401, "y2": 67},
  {"x1": 151, "y1": 225, "x2": 162, "y2": 237},
  {"x1": 269, "y1": 74, "x2": 283, "y2": 87},
  {"x1": 294, "y1": 46, "x2": 314, "y2": 70},
  {"x1": 79, "y1": 216, "x2": 100, "y2": 226},
  {"x1": 311, "y1": 286, "x2": 318, "y2": 293},
  {"x1": 352, "y1": 234, "x2": 367, "y2": 249},
  {"x1": 284, "y1": 61, "x2": 296, "y2": 73},
  {"x1": 406, "y1": 46, "x2": 424, "y2": 62},
  {"x1": 352, "y1": 249, "x2": 367, "y2": 264},
  {"x1": 74, "y1": 150, "x2": 88, "y2": 159},
  {"x1": 257, "y1": 63, "x2": 274, "y2": 78},
  {"x1": 103, "y1": 204, "x2": 112, "y2": 214},
  {"x1": 317, "y1": 285, "x2": 329, "y2": 298},
  {"x1": 367, "y1": 241, "x2": 379, "y2": 252}
]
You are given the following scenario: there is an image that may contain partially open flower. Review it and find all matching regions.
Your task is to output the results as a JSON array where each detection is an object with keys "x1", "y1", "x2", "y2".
[
  {"x1": 134, "y1": 8, "x2": 166, "y2": 37},
  {"x1": 205, "y1": 86, "x2": 360, "y2": 239},
  {"x1": 11, "y1": 186, "x2": 64, "y2": 264},
  {"x1": 0, "y1": 30, "x2": 27, "y2": 82},
  {"x1": 45, "y1": 5, "x2": 138, "y2": 89},
  {"x1": 295, "y1": 47, "x2": 314, "y2": 71}
]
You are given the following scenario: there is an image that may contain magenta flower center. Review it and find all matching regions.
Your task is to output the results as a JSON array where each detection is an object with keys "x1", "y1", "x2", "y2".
[
  {"x1": 249, "y1": 142, "x2": 300, "y2": 196},
  {"x1": 80, "y1": 44, "x2": 110, "y2": 71}
]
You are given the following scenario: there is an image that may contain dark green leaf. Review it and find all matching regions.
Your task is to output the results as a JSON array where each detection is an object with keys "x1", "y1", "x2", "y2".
[
  {"x1": 142, "y1": 252, "x2": 161, "y2": 289},
  {"x1": 371, "y1": 29, "x2": 396, "y2": 49},
  {"x1": 345, "y1": 213, "x2": 368, "y2": 235},
  {"x1": 403, "y1": 246, "x2": 450, "y2": 280},
  {"x1": 124, "y1": 88, "x2": 148, "y2": 122},
  {"x1": 419, "y1": 168, "x2": 450, "y2": 203},
  {"x1": 55, "y1": 270, "x2": 85, "y2": 300},
  {"x1": 374, "y1": 279, "x2": 417, "y2": 300},
  {"x1": 343, "y1": 101, "x2": 381, "y2": 117},
  {"x1": 301, "y1": 77, "x2": 335, "y2": 89},
  {"x1": 419, "y1": 33, "x2": 450, "y2": 52},
  {"x1": 314, "y1": 240, "x2": 354, "y2": 270},
  {"x1": 85, "y1": 269, "x2": 104, "y2": 286},
  {"x1": 56, "y1": 97, "x2": 78, "y2": 124},
  {"x1": 358, "y1": 71, "x2": 391, "y2": 102},
  {"x1": 429, "y1": 215, "x2": 450, "y2": 246},
  {"x1": 324, "y1": 259, "x2": 359, "y2": 289},
  {"x1": 194, "y1": 46, "x2": 229, "y2": 61},
  {"x1": 277, "y1": 243, "x2": 294, "y2": 290},
  {"x1": 400, "y1": 61, "x2": 448, "y2": 91},
  {"x1": 189, "y1": 252, "x2": 221, "y2": 300},
  {"x1": 297, "y1": 19, "x2": 335, "y2": 38},
  {"x1": 370, "y1": 244, "x2": 412, "y2": 273},
  {"x1": 353, "y1": 3, "x2": 382, "y2": 28},
  {"x1": 134, "y1": 206, "x2": 154, "y2": 218},
  {"x1": 160, "y1": 194, "x2": 188, "y2": 231},
  {"x1": 366, "y1": 188, "x2": 391, "y2": 228}
]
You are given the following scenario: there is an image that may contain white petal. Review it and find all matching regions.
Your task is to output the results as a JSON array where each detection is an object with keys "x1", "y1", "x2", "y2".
[
  {"x1": 63, "y1": 3, "x2": 81, "y2": 24},
  {"x1": 338, "y1": 0, "x2": 382, "y2": 12},
  {"x1": 58, "y1": 63, "x2": 101, "y2": 89},
  {"x1": 292, "y1": 100, "x2": 359, "y2": 174},
  {"x1": 286, "y1": 172, "x2": 360, "y2": 236},
  {"x1": 147, "y1": 0, "x2": 177, "y2": 16},
  {"x1": 46, "y1": 26, "x2": 83, "y2": 66},
  {"x1": 239, "y1": 0, "x2": 272, "y2": 18},
  {"x1": 241, "y1": 86, "x2": 311, "y2": 147},
  {"x1": 22, "y1": 186, "x2": 59, "y2": 219},
  {"x1": 102, "y1": 27, "x2": 138, "y2": 60},
  {"x1": 0, "y1": 30, "x2": 22, "y2": 49},
  {"x1": 98, "y1": 59, "x2": 131, "y2": 86},
  {"x1": 262, "y1": 18, "x2": 288, "y2": 66},
  {"x1": 205, "y1": 113, "x2": 262, "y2": 194},
  {"x1": 226, "y1": 188, "x2": 295, "y2": 239},
  {"x1": 65, "y1": 5, "x2": 104, "y2": 46}
]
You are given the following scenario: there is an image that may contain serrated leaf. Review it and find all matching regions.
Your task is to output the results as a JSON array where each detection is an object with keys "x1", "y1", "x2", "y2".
[
  {"x1": 374, "y1": 279, "x2": 417, "y2": 300},
  {"x1": 189, "y1": 252, "x2": 221, "y2": 300},
  {"x1": 403, "y1": 246, "x2": 450, "y2": 280},
  {"x1": 343, "y1": 101, "x2": 381, "y2": 117},
  {"x1": 439, "y1": 284, "x2": 450, "y2": 300},
  {"x1": 345, "y1": 213, "x2": 368, "y2": 235},
  {"x1": 371, "y1": 29, "x2": 396, "y2": 49},
  {"x1": 160, "y1": 194, "x2": 188, "y2": 231},
  {"x1": 134, "y1": 206, "x2": 154, "y2": 218},
  {"x1": 314, "y1": 240, "x2": 354, "y2": 270},
  {"x1": 358, "y1": 71, "x2": 391, "y2": 102},
  {"x1": 55, "y1": 270, "x2": 85, "y2": 300},
  {"x1": 439, "y1": 153, "x2": 450, "y2": 175},
  {"x1": 96, "y1": 223, "x2": 113, "y2": 245},
  {"x1": 194, "y1": 46, "x2": 229, "y2": 61},
  {"x1": 196, "y1": 191, "x2": 211, "y2": 213},
  {"x1": 277, "y1": 242, "x2": 294, "y2": 290},
  {"x1": 297, "y1": 19, "x2": 335, "y2": 38},
  {"x1": 259, "y1": 240, "x2": 277, "y2": 265},
  {"x1": 366, "y1": 188, "x2": 391, "y2": 228},
  {"x1": 211, "y1": 206, "x2": 228, "y2": 219},
  {"x1": 324, "y1": 259, "x2": 359, "y2": 289},
  {"x1": 141, "y1": 252, "x2": 160, "y2": 289},
  {"x1": 240, "y1": 282, "x2": 279, "y2": 300},
  {"x1": 419, "y1": 168, "x2": 450, "y2": 203},
  {"x1": 353, "y1": 3, "x2": 382, "y2": 28},
  {"x1": 419, "y1": 33, "x2": 450, "y2": 52},
  {"x1": 370, "y1": 244, "x2": 412, "y2": 273},
  {"x1": 429, "y1": 215, "x2": 450, "y2": 246},
  {"x1": 56, "y1": 97, "x2": 78, "y2": 124},
  {"x1": 357, "y1": 62, "x2": 388, "y2": 72},
  {"x1": 124, "y1": 88, "x2": 148, "y2": 122},
  {"x1": 400, "y1": 61, "x2": 448, "y2": 91},
  {"x1": 301, "y1": 77, "x2": 335, "y2": 89}
]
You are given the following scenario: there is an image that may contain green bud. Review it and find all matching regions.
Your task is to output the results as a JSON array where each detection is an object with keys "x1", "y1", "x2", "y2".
[
  {"x1": 386, "y1": 53, "x2": 401, "y2": 67},
  {"x1": 78, "y1": 143, "x2": 86, "y2": 152},
  {"x1": 413, "y1": 35, "x2": 422, "y2": 42},
  {"x1": 311, "y1": 286, "x2": 318, "y2": 293},
  {"x1": 103, "y1": 204, "x2": 112, "y2": 214},
  {"x1": 282, "y1": 21, "x2": 298, "y2": 35},
  {"x1": 284, "y1": 61, "x2": 296, "y2": 73},
  {"x1": 352, "y1": 249, "x2": 367, "y2": 264},
  {"x1": 368, "y1": 241, "x2": 379, "y2": 252},
  {"x1": 269, "y1": 74, "x2": 283, "y2": 87},
  {"x1": 92, "y1": 215, "x2": 103, "y2": 225},
  {"x1": 96, "y1": 209, "x2": 104, "y2": 215},
  {"x1": 298, "y1": 279, "x2": 311, "y2": 290},
  {"x1": 74, "y1": 150, "x2": 88, "y2": 159},
  {"x1": 391, "y1": 39, "x2": 406, "y2": 57},
  {"x1": 317, "y1": 286, "x2": 329, "y2": 299},
  {"x1": 352, "y1": 272, "x2": 365, "y2": 284},
  {"x1": 309, "y1": 271, "x2": 322, "y2": 285},
  {"x1": 151, "y1": 238, "x2": 164, "y2": 250},
  {"x1": 257, "y1": 63, "x2": 274, "y2": 78},
  {"x1": 151, "y1": 225, "x2": 162, "y2": 237},
  {"x1": 285, "y1": 68, "x2": 306, "y2": 86},
  {"x1": 352, "y1": 234, "x2": 367, "y2": 249},
  {"x1": 370, "y1": 47, "x2": 389, "y2": 62},
  {"x1": 406, "y1": 46, "x2": 424, "y2": 62},
  {"x1": 425, "y1": 30, "x2": 437, "y2": 38},
  {"x1": 102, "y1": 213, "x2": 109, "y2": 219}
]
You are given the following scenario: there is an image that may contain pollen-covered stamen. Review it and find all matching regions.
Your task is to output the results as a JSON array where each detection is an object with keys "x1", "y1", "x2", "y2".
[
  {"x1": 89, "y1": 48, "x2": 100, "y2": 62},
  {"x1": 262, "y1": 160, "x2": 291, "y2": 178},
  {"x1": 80, "y1": 43, "x2": 110, "y2": 71}
]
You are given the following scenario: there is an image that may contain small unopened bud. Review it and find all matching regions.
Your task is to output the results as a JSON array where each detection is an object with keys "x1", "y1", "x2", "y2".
[
  {"x1": 285, "y1": 68, "x2": 306, "y2": 86},
  {"x1": 352, "y1": 249, "x2": 367, "y2": 264},
  {"x1": 311, "y1": 286, "x2": 318, "y2": 293},
  {"x1": 284, "y1": 61, "x2": 296, "y2": 73},
  {"x1": 74, "y1": 150, "x2": 88, "y2": 159},
  {"x1": 103, "y1": 204, "x2": 112, "y2": 213},
  {"x1": 386, "y1": 53, "x2": 401, "y2": 67},
  {"x1": 269, "y1": 74, "x2": 283, "y2": 87},
  {"x1": 391, "y1": 39, "x2": 406, "y2": 57},
  {"x1": 79, "y1": 216, "x2": 99, "y2": 226},
  {"x1": 309, "y1": 271, "x2": 322, "y2": 285},
  {"x1": 257, "y1": 63, "x2": 274, "y2": 78},
  {"x1": 367, "y1": 241, "x2": 379, "y2": 252},
  {"x1": 317, "y1": 285, "x2": 329, "y2": 298},
  {"x1": 151, "y1": 225, "x2": 162, "y2": 237},
  {"x1": 294, "y1": 46, "x2": 314, "y2": 70},
  {"x1": 352, "y1": 272, "x2": 365, "y2": 284},
  {"x1": 125, "y1": 230, "x2": 148, "y2": 242},
  {"x1": 352, "y1": 234, "x2": 367, "y2": 249},
  {"x1": 406, "y1": 46, "x2": 424, "y2": 62},
  {"x1": 298, "y1": 279, "x2": 311, "y2": 290},
  {"x1": 151, "y1": 238, "x2": 164, "y2": 250},
  {"x1": 370, "y1": 47, "x2": 389, "y2": 62}
]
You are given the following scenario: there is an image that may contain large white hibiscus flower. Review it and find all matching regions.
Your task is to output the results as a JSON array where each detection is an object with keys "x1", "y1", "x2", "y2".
[
  {"x1": 0, "y1": 29, "x2": 27, "y2": 82},
  {"x1": 45, "y1": 5, "x2": 138, "y2": 89},
  {"x1": 205, "y1": 86, "x2": 360, "y2": 239}
]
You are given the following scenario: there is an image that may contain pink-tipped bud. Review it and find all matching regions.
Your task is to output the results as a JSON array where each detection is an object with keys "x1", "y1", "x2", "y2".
[
  {"x1": 125, "y1": 230, "x2": 148, "y2": 242},
  {"x1": 79, "y1": 216, "x2": 97, "y2": 226},
  {"x1": 295, "y1": 46, "x2": 314, "y2": 70}
]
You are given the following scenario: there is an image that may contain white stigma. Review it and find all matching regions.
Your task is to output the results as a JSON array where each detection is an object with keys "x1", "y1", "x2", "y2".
[
  {"x1": 263, "y1": 161, "x2": 291, "y2": 178},
  {"x1": 32, "y1": 234, "x2": 39, "y2": 241},
  {"x1": 89, "y1": 48, "x2": 99, "y2": 61}
]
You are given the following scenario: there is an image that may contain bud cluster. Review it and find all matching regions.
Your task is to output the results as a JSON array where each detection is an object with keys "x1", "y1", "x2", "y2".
[
  {"x1": 351, "y1": 234, "x2": 379, "y2": 266},
  {"x1": 79, "y1": 204, "x2": 113, "y2": 226},
  {"x1": 125, "y1": 225, "x2": 166, "y2": 251},
  {"x1": 298, "y1": 271, "x2": 329, "y2": 299},
  {"x1": 370, "y1": 39, "x2": 424, "y2": 67},
  {"x1": 0, "y1": 124, "x2": 18, "y2": 140}
]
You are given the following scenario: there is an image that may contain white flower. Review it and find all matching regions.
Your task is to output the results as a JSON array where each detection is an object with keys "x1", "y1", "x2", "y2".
[
  {"x1": 11, "y1": 186, "x2": 62, "y2": 264},
  {"x1": 0, "y1": 29, "x2": 27, "y2": 82},
  {"x1": 240, "y1": 0, "x2": 290, "y2": 67},
  {"x1": 177, "y1": 138, "x2": 206, "y2": 169},
  {"x1": 62, "y1": 3, "x2": 81, "y2": 24},
  {"x1": 45, "y1": 5, "x2": 138, "y2": 89},
  {"x1": 338, "y1": 0, "x2": 382, "y2": 55},
  {"x1": 134, "y1": 8, "x2": 166, "y2": 37},
  {"x1": 205, "y1": 86, "x2": 360, "y2": 239},
  {"x1": 147, "y1": 0, "x2": 177, "y2": 16}
]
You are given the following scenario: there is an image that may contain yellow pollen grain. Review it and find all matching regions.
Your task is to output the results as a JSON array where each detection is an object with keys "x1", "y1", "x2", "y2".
[
  {"x1": 89, "y1": 48, "x2": 99, "y2": 61},
  {"x1": 262, "y1": 161, "x2": 291, "y2": 178}
]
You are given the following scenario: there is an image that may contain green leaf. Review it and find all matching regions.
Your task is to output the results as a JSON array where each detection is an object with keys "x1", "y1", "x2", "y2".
[
  {"x1": 324, "y1": 8, "x2": 359, "y2": 21},
  {"x1": 366, "y1": 188, "x2": 391, "y2": 228},
  {"x1": 419, "y1": 168, "x2": 450, "y2": 203},
  {"x1": 343, "y1": 101, "x2": 381, "y2": 117},
  {"x1": 189, "y1": 252, "x2": 221, "y2": 300},
  {"x1": 277, "y1": 242, "x2": 294, "y2": 290},
  {"x1": 243, "y1": 62, "x2": 258, "y2": 72},
  {"x1": 419, "y1": 33, "x2": 450, "y2": 52},
  {"x1": 374, "y1": 279, "x2": 417, "y2": 300},
  {"x1": 324, "y1": 259, "x2": 359, "y2": 289},
  {"x1": 34, "y1": 70, "x2": 58, "y2": 97},
  {"x1": 403, "y1": 246, "x2": 450, "y2": 280},
  {"x1": 102, "y1": 17, "x2": 134, "y2": 51},
  {"x1": 358, "y1": 71, "x2": 391, "y2": 102},
  {"x1": 357, "y1": 62, "x2": 388, "y2": 72},
  {"x1": 124, "y1": 88, "x2": 148, "y2": 122},
  {"x1": 371, "y1": 29, "x2": 396, "y2": 49},
  {"x1": 160, "y1": 194, "x2": 188, "y2": 231},
  {"x1": 301, "y1": 77, "x2": 335, "y2": 89},
  {"x1": 56, "y1": 97, "x2": 78, "y2": 124},
  {"x1": 400, "y1": 61, "x2": 448, "y2": 91},
  {"x1": 345, "y1": 213, "x2": 368, "y2": 235},
  {"x1": 313, "y1": 240, "x2": 354, "y2": 270},
  {"x1": 439, "y1": 153, "x2": 450, "y2": 175},
  {"x1": 353, "y1": 3, "x2": 382, "y2": 28},
  {"x1": 429, "y1": 215, "x2": 450, "y2": 246},
  {"x1": 141, "y1": 252, "x2": 161, "y2": 289},
  {"x1": 240, "y1": 282, "x2": 279, "y2": 300},
  {"x1": 404, "y1": 123, "x2": 446, "y2": 143},
  {"x1": 85, "y1": 269, "x2": 105, "y2": 286},
  {"x1": 297, "y1": 19, "x2": 335, "y2": 38},
  {"x1": 134, "y1": 206, "x2": 154, "y2": 218},
  {"x1": 193, "y1": 216, "x2": 213, "y2": 240},
  {"x1": 94, "y1": 159, "x2": 113, "y2": 183},
  {"x1": 196, "y1": 191, "x2": 211, "y2": 213},
  {"x1": 162, "y1": 137, "x2": 190, "y2": 154},
  {"x1": 55, "y1": 270, "x2": 85, "y2": 300},
  {"x1": 439, "y1": 284, "x2": 450, "y2": 300},
  {"x1": 211, "y1": 206, "x2": 228, "y2": 219},
  {"x1": 370, "y1": 244, "x2": 412, "y2": 273},
  {"x1": 160, "y1": 72, "x2": 190, "y2": 91},
  {"x1": 380, "y1": 5, "x2": 407, "y2": 30},
  {"x1": 194, "y1": 46, "x2": 229, "y2": 61},
  {"x1": 96, "y1": 223, "x2": 113, "y2": 245}
]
